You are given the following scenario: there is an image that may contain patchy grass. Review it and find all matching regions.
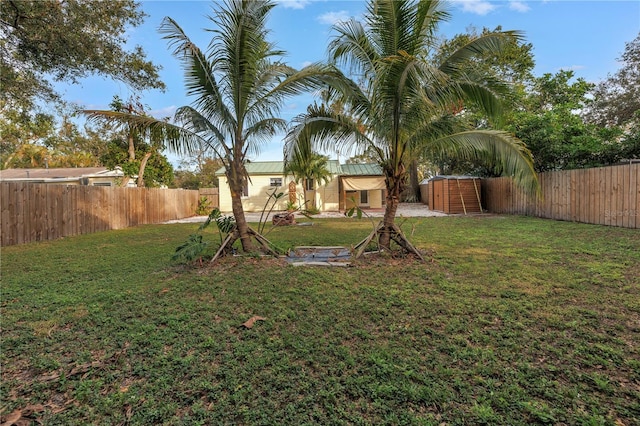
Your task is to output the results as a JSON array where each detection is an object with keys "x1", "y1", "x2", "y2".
[{"x1": 1, "y1": 216, "x2": 639, "y2": 425}]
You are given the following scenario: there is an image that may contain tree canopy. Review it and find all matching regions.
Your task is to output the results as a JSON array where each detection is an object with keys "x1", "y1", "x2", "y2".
[
  {"x1": 0, "y1": 0, "x2": 164, "y2": 111},
  {"x1": 584, "y1": 32, "x2": 640, "y2": 128}
]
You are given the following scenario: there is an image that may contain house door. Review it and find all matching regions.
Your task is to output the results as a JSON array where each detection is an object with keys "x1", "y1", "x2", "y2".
[{"x1": 345, "y1": 191, "x2": 358, "y2": 209}]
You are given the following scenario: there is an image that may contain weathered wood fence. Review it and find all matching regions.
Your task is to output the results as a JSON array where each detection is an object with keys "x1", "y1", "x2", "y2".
[
  {"x1": 1, "y1": 182, "x2": 200, "y2": 246},
  {"x1": 198, "y1": 187, "x2": 219, "y2": 209},
  {"x1": 483, "y1": 163, "x2": 639, "y2": 229}
]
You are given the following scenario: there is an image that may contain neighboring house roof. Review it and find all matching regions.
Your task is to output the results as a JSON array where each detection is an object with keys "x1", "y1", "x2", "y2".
[
  {"x1": 215, "y1": 161, "x2": 381, "y2": 176},
  {"x1": 0, "y1": 167, "x2": 124, "y2": 183}
]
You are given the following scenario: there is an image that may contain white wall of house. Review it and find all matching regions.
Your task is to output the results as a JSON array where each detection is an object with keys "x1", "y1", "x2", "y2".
[
  {"x1": 218, "y1": 173, "x2": 342, "y2": 212},
  {"x1": 369, "y1": 190, "x2": 383, "y2": 209},
  {"x1": 313, "y1": 177, "x2": 339, "y2": 211},
  {"x1": 345, "y1": 190, "x2": 384, "y2": 209},
  {"x1": 218, "y1": 174, "x2": 292, "y2": 212}
]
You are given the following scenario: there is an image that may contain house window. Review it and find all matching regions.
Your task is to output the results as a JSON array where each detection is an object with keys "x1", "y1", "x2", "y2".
[
  {"x1": 93, "y1": 182, "x2": 112, "y2": 187},
  {"x1": 360, "y1": 190, "x2": 368, "y2": 204},
  {"x1": 242, "y1": 179, "x2": 249, "y2": 197},
  {"x1": 305, "y1": 178, "x2": 314, "y2": 191},
  {"x1": 270, "y1": 178, "x2": 282, "y2": 187}
]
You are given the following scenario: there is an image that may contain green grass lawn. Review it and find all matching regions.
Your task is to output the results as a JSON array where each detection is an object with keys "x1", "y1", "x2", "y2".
[{"x1": 1, "y1": 216, "x2": 639, "y2": 425}]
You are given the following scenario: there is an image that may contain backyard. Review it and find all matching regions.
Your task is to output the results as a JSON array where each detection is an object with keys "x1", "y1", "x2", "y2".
[{"x1": 1, "y1": 216, "x2": 639, "y2": 425}]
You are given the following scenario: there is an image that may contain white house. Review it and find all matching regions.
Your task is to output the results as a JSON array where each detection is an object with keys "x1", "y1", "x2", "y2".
[{"x1": 215, "y1": 161, "x2": 386, "y2": 212}]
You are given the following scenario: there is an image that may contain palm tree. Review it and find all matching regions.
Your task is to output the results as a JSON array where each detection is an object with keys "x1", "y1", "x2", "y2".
[
  {"x1": 283, "y1": 131, "x2": 333, "y2": 210},
  {"x1": 84, "y1": 0, "x2": 333, "y2": 252},
  {"x1": 284, "y1": 0, "x2": 537, "y2": 253}
]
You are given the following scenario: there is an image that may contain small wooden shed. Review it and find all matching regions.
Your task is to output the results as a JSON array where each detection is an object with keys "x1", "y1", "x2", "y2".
[{"x1": 427, "y1": 176, "x2": 482, "y2": 214}]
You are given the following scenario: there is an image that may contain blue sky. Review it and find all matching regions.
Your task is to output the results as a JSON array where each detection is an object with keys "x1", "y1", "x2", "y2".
[{"x1": 55, "y1": 0, "x2": 640, "y2": 167}]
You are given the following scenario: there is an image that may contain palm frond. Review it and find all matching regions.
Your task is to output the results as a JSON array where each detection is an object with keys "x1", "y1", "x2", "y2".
[
  {"x1": 173, "y1": 106, "x2": 230, "y2": 159},
  {"x1": 329, "y1": 18, "x2": 378, "y2": 79},
  {"x1": 159, "y1": 17, "x2": 235, "y2": 129},
  {"x1": 82, "y1": 110, "x2": 202, "y2": 155},
  {"x1": 425, "y1": 130, "x2": 538, "y2": 194},
  {"x1": 439, "y1": 30, "x2": 524, "y2": 75},
  {"x1": 284, "y1": 104, "x2": 377, "y2": 163}
]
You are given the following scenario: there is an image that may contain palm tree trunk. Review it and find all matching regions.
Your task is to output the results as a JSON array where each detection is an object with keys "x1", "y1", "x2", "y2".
[
  {"x1": 408, "y1": 159, "x2": 420, "y2": 202},
  {"x1": 228, "y1": 163, "x2": 254, "y2": 252},
  {"x1": 380, "y1": 184, "x2": 400, "y2": 248},
  {"x1": 230, "y1": 191, "x2": 253, "y2": 252},
  {"x1": 127, "y1": 133, "x2": 136, "y2": 161}
]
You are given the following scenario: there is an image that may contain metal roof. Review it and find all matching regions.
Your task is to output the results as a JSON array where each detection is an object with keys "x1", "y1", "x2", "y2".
[
  {"x1": 215, "y1": 160, "x2": 379, "y2": 176},
  {"x1": 339, "y1": 163, "x2": 383, "y2": 176},
  {"x1": 245, "y1": 161, "x2": 286, "y2": 174}
]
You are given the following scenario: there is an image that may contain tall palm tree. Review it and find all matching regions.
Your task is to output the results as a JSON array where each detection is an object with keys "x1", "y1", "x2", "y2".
[
  {"x1": 84, "y1": 0, "x2": 333, "y2": 252},
  {"x1": 284, "y1": 0, "x2": 538, "y2": 252}
]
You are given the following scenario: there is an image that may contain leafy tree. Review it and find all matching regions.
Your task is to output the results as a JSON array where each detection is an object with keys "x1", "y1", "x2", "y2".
[
  {"x1": 285, "y1": 0, "x2": 537, "y2": 252},
  {"x1": 505, "y1": 70, "x2": 630, "y2": 171},
  {"x1": 84, "y1": 0, "x2": 335, "y2": 253},
  {"x1": 0, "y1": 108, "x2": 55, "y2": 168},
  {"x1": 584, "y1": 33, "x2": 640, "y2": 127},
  {"x1": 1, "y1": 0, "x2": 164, "y2": 111},
  {"x1": 433, "y1": 25, "x2": 535, "y2": 112},
  {"x1": 100, "y1": 138, "x2": 174, "y2": 187},
  {"x1": 174, "y1": 158, "x2": 222, "y2": 189},
  {"x1": 173, "y1": 169, "x2": 201, "y2": 190},
  {"x1": 0, "y1": 106, "x2": 112, "y2": 169}
]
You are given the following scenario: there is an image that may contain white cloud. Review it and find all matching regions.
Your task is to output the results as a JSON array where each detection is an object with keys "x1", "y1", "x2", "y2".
[
  {"x1": 563, "y1": 65, "x2": 586, "y2": 71},
  {"x1": 277, "y1": 0, "x2": 312, "y2": 10},
  {"x1": 301, "y1": 61, "x2": 313, "y2": 68},
  {"x1": 317, "y1": 10, "x2": 350, "y2": 25},
  {"x1": 509, "y1": 1, "x2": 531, "y2": 13},
  {"x1": 454, "y1": 0, "x2": 497, "y2": 15}
]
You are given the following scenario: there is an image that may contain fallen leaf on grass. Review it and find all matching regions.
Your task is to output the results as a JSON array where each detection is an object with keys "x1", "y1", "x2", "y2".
[
  {"x1": 159, "y1": 288, "x2": 169, "y2": 295},
  {"x1": 1, "y1": 404, "x2": 46, "y2": 426},
  {"x1": 1, "y1": 409, "x2": 22, "y2": 426},
  {"x1": 241, "y1": 316, "x2": 266, "y2": 329}
]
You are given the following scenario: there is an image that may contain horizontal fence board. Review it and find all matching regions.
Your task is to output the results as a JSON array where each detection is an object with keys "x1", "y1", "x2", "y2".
[
  {"x1": 482, "y1": 164, "x2": 639, "y2": 229},
  {"x1": 1, "y1": 183, "x2": 200, "y2": 246}
]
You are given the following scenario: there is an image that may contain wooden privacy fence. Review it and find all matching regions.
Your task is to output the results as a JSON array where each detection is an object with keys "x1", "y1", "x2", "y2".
[
  {"x1": 482, "y1": 163, "x2": 639, "y2": 229},
  {"x1": 198, "y1": 187, "x2": 219, "y2": 209},
  {"x1": 1, "y1": 182, "x2": 200, "y2": 246}
]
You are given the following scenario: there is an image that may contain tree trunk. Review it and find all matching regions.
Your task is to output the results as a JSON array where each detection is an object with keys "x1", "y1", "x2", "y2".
[
  {"x1": 379, "y1": 184, "x2": 400, "y2": 248},
  {"x1": 230, "y1": 191, "x2": 253, "y2": 252},
  {"x1": 407, "y1": 159, "x2": 421, "y2": 202},
  {"x1": 127, "y1": 133, "x2": 136, "y2": 161},
  {"x1": 136, "y1": 151, "x2": 152, "y2": 187},
  {"x1": 228, "y1": 162, "x2": 254, "y2": 252}
]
